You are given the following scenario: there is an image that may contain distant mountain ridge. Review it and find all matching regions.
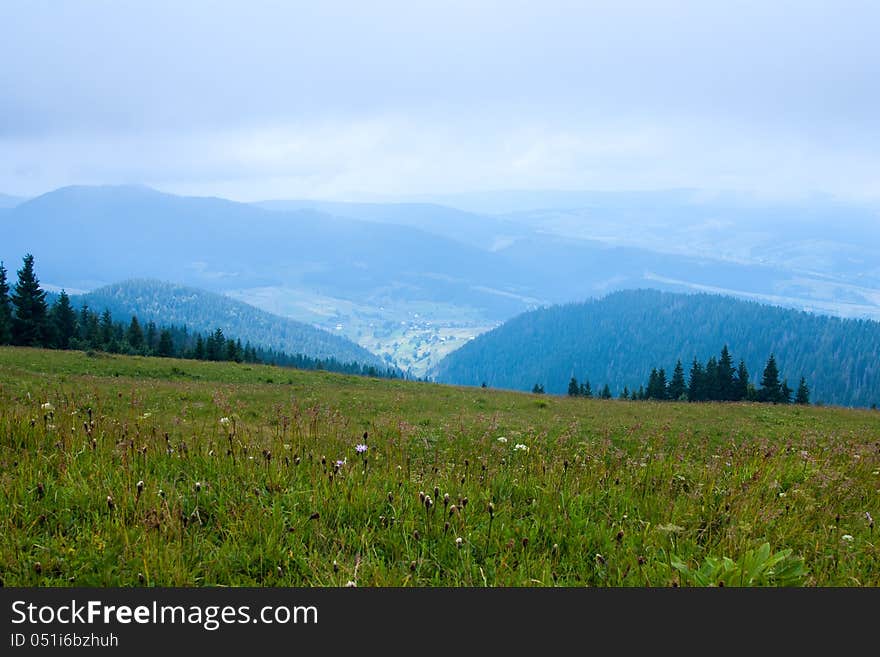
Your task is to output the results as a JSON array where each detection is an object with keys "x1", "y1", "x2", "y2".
[
  {"x1": 433, "y1": 289, "x2": 880, "y2": 408},
  {"x1": 0, "y1": 193, "x2": 27, "y2": 208},
  {"x1": 73, "y1": 279, "x2": 387, "y2": 367}
]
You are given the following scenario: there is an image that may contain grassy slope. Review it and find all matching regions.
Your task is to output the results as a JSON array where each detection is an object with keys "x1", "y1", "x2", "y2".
[{"x1": 1, "y1": 347, "x2": 878, "y2": 586}]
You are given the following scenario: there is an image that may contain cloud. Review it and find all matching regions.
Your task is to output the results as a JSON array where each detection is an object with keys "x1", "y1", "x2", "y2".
[{"x1": 1, "y1": 1, "x2": 879, "y2": 200}]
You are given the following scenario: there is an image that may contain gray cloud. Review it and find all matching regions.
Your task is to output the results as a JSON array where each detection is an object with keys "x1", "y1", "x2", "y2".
[{"x1": 2, "y1": 0, "x2": 879, "y2": 199}]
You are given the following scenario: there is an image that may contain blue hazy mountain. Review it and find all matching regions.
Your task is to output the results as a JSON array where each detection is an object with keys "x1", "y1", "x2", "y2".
[
  {"x1": 74, "y1": 279, "x2": 386, "y2": 367},
  {"x1": 433, "y1": 288, "x2": 880, "y2": 408},
  {"x1": 0, "y1": 193, "x2": 27, "y2": 209}
]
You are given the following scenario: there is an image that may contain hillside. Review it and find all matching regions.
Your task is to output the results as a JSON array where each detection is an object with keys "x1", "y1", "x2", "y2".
[
  {"x1": 2, "y1": 346, "x2": 879, "y2": 587},
  {"x1": 74, "y1": 279, "x2": 387, "y2": 367},
  {"x1": 433, "y1": 289, "x2": 880, "y2": 408}
]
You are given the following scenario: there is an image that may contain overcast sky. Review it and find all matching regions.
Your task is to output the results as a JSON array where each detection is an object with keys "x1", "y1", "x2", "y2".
[{"x1": 2, "y1": 0, "x2": 879, "y2": 201}]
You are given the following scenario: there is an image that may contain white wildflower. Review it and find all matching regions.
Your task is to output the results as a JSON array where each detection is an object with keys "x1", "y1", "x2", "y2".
[
  {"x1": 219, "y1": 417, "x2": 231, "y2": 426},
  {"x1": 41, "y1": 402, "x2": 54, "y2": 412},
  {"x1": 842, "y1": 534, "x2": 854, "y2": 542},
  {"x1": 497, "y1": 437, "x2": 507, "y2": 444},
  {"x1": 513, "y1": 443, "x2": 529, "y2": 452}
]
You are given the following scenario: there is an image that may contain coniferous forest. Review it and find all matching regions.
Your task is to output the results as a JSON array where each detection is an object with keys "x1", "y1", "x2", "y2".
[
  {"x1": 0, "y1": 254, "x2": 401, "y2": 379},
  {"x1": 436, "y1": 289, "x2": 880, "y2": 408}
]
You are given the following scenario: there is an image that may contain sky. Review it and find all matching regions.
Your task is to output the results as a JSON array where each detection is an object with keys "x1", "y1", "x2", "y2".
[{"x1": 2, "y1": 0, "x2": 880, "y2": 202}]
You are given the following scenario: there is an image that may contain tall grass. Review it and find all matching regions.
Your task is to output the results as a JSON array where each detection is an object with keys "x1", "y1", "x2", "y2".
[{"x1": 1, "y1": 347, "x2": 878, "y2": 586}]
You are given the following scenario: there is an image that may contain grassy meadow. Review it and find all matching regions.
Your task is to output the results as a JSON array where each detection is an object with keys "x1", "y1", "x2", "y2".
[{"x1": 1, "y1": 346, "x2": 878, "y2": 586}]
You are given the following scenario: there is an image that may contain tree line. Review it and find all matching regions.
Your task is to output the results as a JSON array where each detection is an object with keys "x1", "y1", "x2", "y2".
[
  {"x1": 558, "y1": 345, "x2": 810, "y2": 404},
  {"x1": 0, "y1": 254, "x2": 399, "y2": 379}
]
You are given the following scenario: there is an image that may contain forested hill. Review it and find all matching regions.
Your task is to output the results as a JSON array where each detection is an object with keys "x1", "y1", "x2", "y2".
[
  {"x1": 74, "y1": 280, "x2": 388, "y2": 368},
  {"x1": 433, "y1": 289, "x2": 880, "y2": 408}
]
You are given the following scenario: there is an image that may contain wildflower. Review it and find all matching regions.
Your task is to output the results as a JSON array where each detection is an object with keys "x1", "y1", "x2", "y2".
[
  {"x1": 335, "y1": 459, "x2": 346, "y2": 468},
  {"x1": 443, "y1": 492, "x2": 450, "y2": 507},
  {"x1": 107, "y1": 495, "x2": 115, "y2": 511},
  {"x1": 195, "y1": 481, "x2": 201, "y2": 492},
  {"x1": 497, "y1": 437, "x2": 508, "y2": 444},
  {"x1": 219, "y1": 417, "x2": 230, "y2": 426},
  {"x1": 355, "y1": 444, "x2": 368, "y2": 454},
  {"x1": 513, "y1": 443, "x2": 529, "y2": 452},
  {"x1": 595, "y1": 553, "x2": 606, "y2": 565},
  {"x1": 345, "y1": 581, "x2": 357, "y2": 588},
  {"x1": 41, "y1": 402, "x2": 54, "y2": 412},
  {"x1": 842, "y1": 534, "x2": 854, "y2": 542},
  {"x1": 455, "y1": 537, "x2": 463, "y2": 549},
  {"x1": 867, "y1": 512, "x2": 874, "y2": 529},
  {"x1": 333, "y1": 560, "x2": 339, "y2": 573},
  {"x1": 424, "y1": 495, "x2": 433, "y2": 511},
  {"x1": 488, "y1": 502, "x2": 495, "y2": 519},
  {"x1": 136, "y1": 480, "x2": 144, "y2": 496}
]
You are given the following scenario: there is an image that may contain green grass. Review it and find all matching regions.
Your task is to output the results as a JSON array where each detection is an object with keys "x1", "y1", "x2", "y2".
[{"x1": 1, "y1": 346, "x2": 878, "y2": 586}]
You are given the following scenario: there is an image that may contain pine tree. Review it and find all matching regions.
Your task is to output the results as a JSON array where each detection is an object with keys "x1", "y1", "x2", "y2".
[
  {"x1": 759, "y1": 354, "x2": 783, "y2": 403},
  {"x1": 668, "y1": 360, "x2": 686, "y2": 401},
  {"x1": 718, "y1": 345, "x2": 735, "y2": 401},
  {"x1": 11, "y1": 254, "x2": 49, "y2": 347},
  {"x1": 781, "y1": 379, "x2": 793, "y2": 405},
  {"x1": 734, "y1": 359, "x2": 750, "y2": 402},
  {"x1": 145, "y1": 321, "x2": 158, "y2": 354},
  {"x1": 157, "y1": 329, "x2": 174, "y2": 357},
  {"x1": 568, "y1": 376, "x2": 580, "y2": 397},
  {"x1": 704, "y1": 356, "x2": 719, "y2": 401},
  {"x1": 600, "y1": 384, "x2": 612, "y2": 399},
  {"x1": 620, "y1": 386, "x2": 630, "y2": 400},
  {"x1": 688, "y1": 359, "x2": 705, "y2": 402},
  {"x1": 50, "y1": 290, "x2": 77, "y2": 349},
  {"x1": 580, "y1": 381, "x2": 592, "y2": 398},
  {"x1": 225, "y1": 337, "x2": 240, "y2": 362},
  {"x1": 795, "y1": 377, "x2": 810, "y2": 405},
  {"x1": 0, "y1": 261, "x2": 12, "y2": 344},
  {"x1": 99, "y1": 309, "x2": 114, "y2": 348},
  {"x1": 194, "y1": 335, "x2": 205, "y2": 360},
  {"x1": 126, "y1": 316, "x2": 145, "y2": 351},
  {"x1": 532, "y1": 383, "x2": 544, "y2": 394}
]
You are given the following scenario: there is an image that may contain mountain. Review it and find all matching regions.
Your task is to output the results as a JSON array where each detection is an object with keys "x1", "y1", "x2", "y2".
[
  {"x1": 6, "y1": 184, "x2": 880, "y2": 375},
  {"x1": 0, "y1": 193, "x2": 26, "y2": 208},
  {"x1": 255, "y1": 199, "x2": 526, "y2": 250},
  {"x1": 73, "y1": 279, "x2": 387, "y2": 367},
  {"x1": 433, "y1": 289, "x2": 880, "y2": 408}
]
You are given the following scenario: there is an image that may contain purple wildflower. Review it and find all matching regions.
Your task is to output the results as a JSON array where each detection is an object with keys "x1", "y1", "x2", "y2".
[{"x1": 355, "y1": 444, "x2": 368, "y2": 454}]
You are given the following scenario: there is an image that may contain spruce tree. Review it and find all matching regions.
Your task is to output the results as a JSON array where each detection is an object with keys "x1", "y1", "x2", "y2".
[
  {"x1": 194, "y1": 335, "x2": 205, "y2": 360},
  {"x1": 759, "y1": 354, "x2": 782, "y2": 403},
  {"x1": 735, "y1": 359, "x2": 750, "y2": 402},
  {"x1": 580, "y1": 381, "x2": 592, "y2": 398},
  {"x1": 704, "y1": 356, "x2": 719, "y2": 401},
  {"x1": 620, "y1": 386, "x2": 630, "y2": 400},
  {"x1": 781, "y1": 379, "x2": 793, "y2": 404},
  {"x1": 145, "y1": 321, "x2": 158, "y2": 354},
  {"x1": 600, "y1": 384, "x2": 612, "y2": 399},
  {"x1": 568, "y1": 376, "x2": 580, "y2": 397},
  {"x1": 718, "y1": 345, "x2": 735, "y2": 400},
  {"x1": 11, "y1": 253, "x2": 49, "y2": 347},
  {"x1": 668, "y1": 360, "x2": 686, "y2": 401},
  {"x1": 50, "y1": 290, "x2": 77, "y2": 349},
  {"x1": 99, "y1": 309, "x2": 114, "y2": 348},
  {"x1": 0, "y1": 261, "x2": 12, "y2": 344},
  {"x1": 157, "y1": 329, "x2": 174, "y2": 357},
  {"x1": 795, "y1": 377, "x2": 810, "y2": 405},
  {"x1": 688, "y1": 359, "x2": 704, "y2": 402},
  {"x1": 126, "y1": 316, "x2": 144, "y2": 351}
]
